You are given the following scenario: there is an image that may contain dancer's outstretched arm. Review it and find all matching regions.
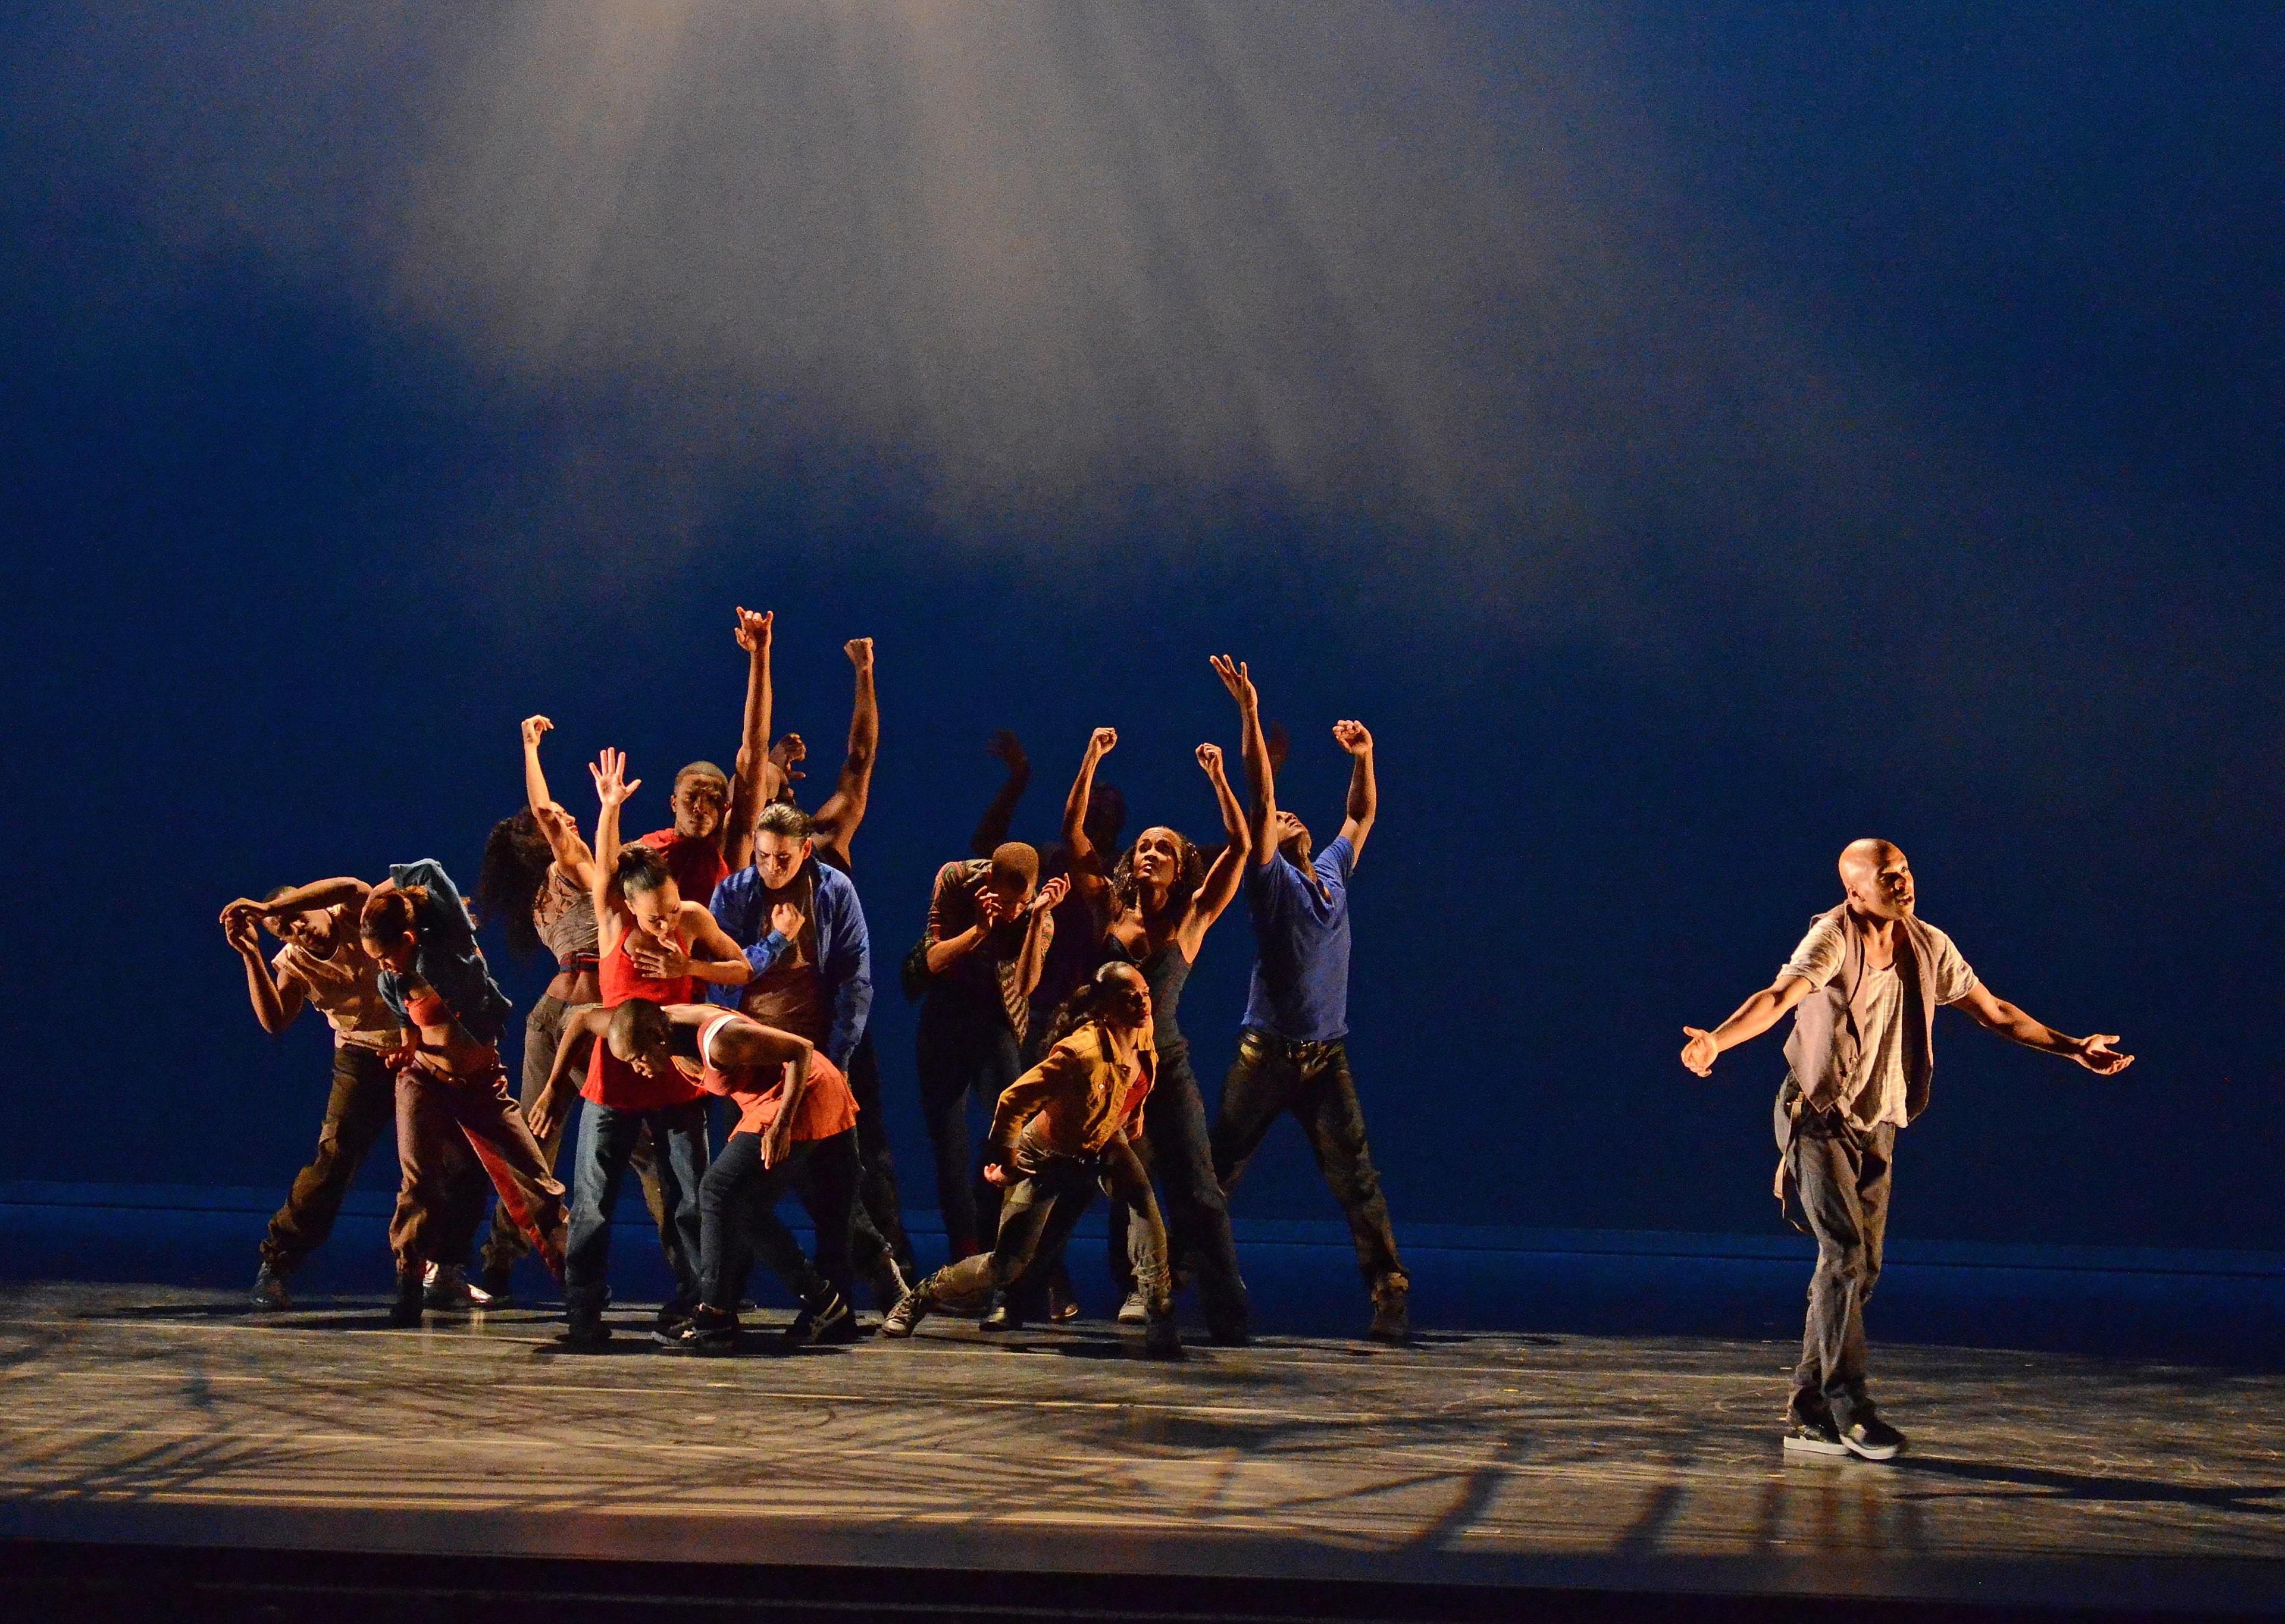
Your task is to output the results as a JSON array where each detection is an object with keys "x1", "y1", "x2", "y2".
[
  {"x1": 589, "y1": 748, "x2": 640, "y2": 955},
  {"x1": 528, "y1": 1006, "x2": 611, "y2": 1144},
  {"x1": 1212, "y1": 656, "x2": 1276, "y2": 866},
  {"x1": 970, "y1": 731, "x2": 1030, "y2": 858},
  {"x1": 725, "y1": 607, "x2": 774, "y2": 873},
  {"x1": 1061, "y1": 728, "x2": 1119, "y2": 915},
  {"x1": 812, "y1": 637, "x2": 878, "y2": 865},
  {"x1": 522, "y1": 715, "x2": 597, "y2": 888},
  {"x1": 1176, "y1": 743, "x2": 1251, "y2": 960},
  {"x1": 1332, "y1": 720, "x2": 1377, "y2": 863},
  {"x1": 222, "y1": 908, "x2": 305, "y2": 1033},
  {"x1": 1680, "y1": 976, "x2": 1818, "y2": 1077},
  {"x1": 1953, "y1": 983, "x2": 2133, "y2": 1073}
]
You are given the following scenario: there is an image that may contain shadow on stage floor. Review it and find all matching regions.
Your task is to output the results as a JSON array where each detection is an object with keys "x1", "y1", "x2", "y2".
[{"x1": 2, "y1": 1186, "x2": 2283, "y2": 1622}]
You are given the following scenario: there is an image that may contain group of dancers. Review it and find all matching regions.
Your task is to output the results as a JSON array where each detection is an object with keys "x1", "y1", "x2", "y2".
[
  {"x1": 222, "y1": 604, "x2": 2135, "y2": 1457},
  {"x1": 223, "y1": 609, "x2": 1403, "y2": 1365}
]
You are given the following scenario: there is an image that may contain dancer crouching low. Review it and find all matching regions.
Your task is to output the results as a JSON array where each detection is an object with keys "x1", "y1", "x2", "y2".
[
  {"x1": 882, "y1": 962, "x2": 1181, "y2": 1360},
  {"x1": 575, "y1": 1001, "x2": 866, "y2": 1355}
]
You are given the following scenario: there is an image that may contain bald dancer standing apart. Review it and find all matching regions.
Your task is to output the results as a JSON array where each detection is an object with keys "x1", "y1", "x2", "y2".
[{"x1": 1681, "y1": 839, "x2": 2133, "y2": 1461}]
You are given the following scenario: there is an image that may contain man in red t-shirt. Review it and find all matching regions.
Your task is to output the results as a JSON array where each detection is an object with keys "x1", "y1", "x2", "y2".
[{"x1": 633, "y1": 606, "x2": 777, "y2": 908}]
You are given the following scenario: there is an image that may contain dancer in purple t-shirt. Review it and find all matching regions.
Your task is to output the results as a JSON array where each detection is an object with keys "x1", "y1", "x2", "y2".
[{"x1": 1209, "y1": 694, "x2": 1409, "y2": 1344}]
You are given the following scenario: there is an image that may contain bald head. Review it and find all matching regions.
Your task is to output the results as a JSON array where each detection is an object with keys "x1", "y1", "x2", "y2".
[{"x1": 1838, "y1": 839, "x2": 1915, "y2": 920}]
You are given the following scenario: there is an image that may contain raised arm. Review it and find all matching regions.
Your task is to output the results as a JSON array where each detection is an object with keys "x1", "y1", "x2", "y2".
[
  {"x1": 724, "y1": 607, "x2": 774, "y2": 873},
  {"x1": 1012, "y1": 876, "x2": 1070, "y2": 999},
  {"x1": 1680, "y1": 976, "x2": 1817, "y2": 1077},
  {"x1": 1211, "y1": 656, "x2": 1275, "y2": 866},
  {"x1": 1061, "y1": 728, "x2": 1118, "y2": 909},
  {"x1": 812, "y1": 638, "x2": 878, "y2": 861},
  {"x1": 969, "y1": 730, "x2": 1031, "y2": 858},
  {"x1": 528, "y1": 1005, "x2": 611, "y2": 1144},
  {"x1": 1333, "y1": 719, "x2": 1377, "y2": 863},
  {"x1": 1952, "y1": 983, "x2": 2133, "y2": 1074},
  {"x1": 250, "y1": 877, "x2": 371, "y2": 917},
  {"x1": 588, "y1": 748, "x2": 641, "y2": 952},
  {"x1": 1176, "y1": 742, "x2": 1251, "y2": 958}
]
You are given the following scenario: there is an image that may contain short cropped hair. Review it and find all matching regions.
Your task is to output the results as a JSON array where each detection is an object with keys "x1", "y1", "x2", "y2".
[
  {"x1": 608, "y1": 999, "x2": 669, "y2": 1056},
  {"x1": 674, "y1": 761, "x2": 731, "y2": 796},
  {"x1": 988, "y1": 842, "x2": 1040, "y2": 892}
]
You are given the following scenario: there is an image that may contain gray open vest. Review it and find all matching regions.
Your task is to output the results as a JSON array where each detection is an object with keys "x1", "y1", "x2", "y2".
[{"x1": 1773, "y1": 904, "x2": 1945, "y2": 1220}]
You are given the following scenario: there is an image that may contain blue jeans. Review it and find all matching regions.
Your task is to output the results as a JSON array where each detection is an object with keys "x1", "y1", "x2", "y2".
[
  {"x1": 915, "y1": 994, "x2": 1024, "y2": 1258},
  {"x1": 565, "y1": 1098, "x2": 709, "y2": 1314}
]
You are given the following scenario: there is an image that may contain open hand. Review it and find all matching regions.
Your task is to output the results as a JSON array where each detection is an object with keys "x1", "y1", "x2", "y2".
[
  {"x1": 844, "y1": 636, "x2": 872, "y2": 671},
  {"x1": 734, "y1": 606, "x2": 774, "y2": 653},
  {"x1": 521, "y1": 714, "x2": 553, "y2": 750},
  {"x1": 971, "y1": 888, "x2": 1007, "y2": 931},
  {"x1": 1333, "y1": 719, "x2": 1373, "y2": 757},
  {"x1": 1680, "y1": 1027, "x2": 1720, "y2": 1077},
  {"x1": 1086, "y1": 726, "x2": 1118, "y2": 759},
  {"x1": 1209, "y1": 654, "x2": 1257, "y2": 712},
  {"x1": 626, "y1": 932, "x2": 693, "y2": 980},
  {"x1": 1030, "y1": 874, "x2": 1070, "y2": 915},
  {"x1": 2073, "y1": 1034, "x2": 2134, "y2": 1076},
  {"x1": 769, "y1": 899, "x2": 805, "y2": 940},
  {"x1": 528, "y1": 1091, "x2": 566, "y2": 1146},
  {"x1": 590, "y1": 748, "x2": 640, "y2": 810},
  {"x1": 771, "y1": 733, "x2": 808, "y2": 782}
]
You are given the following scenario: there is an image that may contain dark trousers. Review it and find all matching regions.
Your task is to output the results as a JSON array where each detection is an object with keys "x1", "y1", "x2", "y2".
[
  {"x1": 481, "y1": 995, "x2": 672, "y2": 1277},
  {"x1": 261, "y1": 1043, "x2": 399, "y2": 1275},
  {"x1": 564, "y1": 1098, "x2": 709, "y2": 1313},
  {"x1": 1212, "y1": 1032, "x2": 1404, "y2": 1289},
  {"x1": 392, "y1": 1062, "x2": 564, "y2": 1278},
  {"x1": 915, "y1": 996, "x2": 1023, "y2": 1259},
  {"x1": 1786, "y1": 1102, "x2": 1896, "y2": 1425},
  {"x1": 699, "y1": 1127, "x2": 860, "y2": 1311},
  {"x1": 1105, "y1": 1043, "x2": 1247, "y2": 1331},
  {"x1": 931, "y1": 1133, "x2": 1169, "y2": 1315},
  {"x1": 846, "y1": 1029, "x2": 917, "y2": 1278}
]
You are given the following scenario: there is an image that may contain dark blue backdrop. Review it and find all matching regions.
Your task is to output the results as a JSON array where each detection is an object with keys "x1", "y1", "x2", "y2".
[{"x1": 2, "y1": 4, "x2": 2278, "y2": 1250}]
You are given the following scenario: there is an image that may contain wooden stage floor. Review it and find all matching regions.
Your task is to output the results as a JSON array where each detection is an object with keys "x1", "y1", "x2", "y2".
[{"x1": 2, "y1": 1283, "x2": 2282, "y2": 1618}]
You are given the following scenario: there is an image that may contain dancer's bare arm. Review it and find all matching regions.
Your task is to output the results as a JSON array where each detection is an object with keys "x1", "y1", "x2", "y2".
[
  {"x1": 724, "y1": 607, "x2": 774, "y2": 873},
  {"x1": 1012, "y1": 876, "x2": 1070, "y2": 999},
  {"x1": 969, "y1": 730, "x2": 1030, "y2": 858},
  {"x1": 588, "y1": 748, "x2": 640, "y2": 955},
  {"x1": 1061, "y1": 728, "x2": 1118, "y2": 911},
  {"x1": 1212, "y1": 656, "x2": 1276, "y2": 866},
  {"x1": 223, "y1": 910, "x2": 305, "y2": 1033},
  {"x1": 812, "y1": 638, "x2": 878, "y2": 864},
  {"x1": 248, "y1": 877, "x2": 371, "y2": 916},
  {"x1": 925, "y1": 866, "x2": 1006, "y2": 975},
  {"x1": 1954, "y1": 983, "x2": 2133, "y2": 1074},
  {"x1": 528, "y1": 1007, "x2": 610, "y2": 1143},
  {"x1": 1178, "y1": 743, "x2": 1251, "y2": 959},
  {"x1": 1334, "y1": 720, "x2": 1377, "y2": 863},
  {"x1": 522, "y1": 716, "x2": 597, "y2": 885},
  {"x1": 1680, "y1": 977, "x2": 1817, "y2": 1077}
]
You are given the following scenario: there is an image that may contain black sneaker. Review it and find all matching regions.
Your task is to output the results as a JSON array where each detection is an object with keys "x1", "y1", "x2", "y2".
[
  {"x1": 879, "y1": 1281, "x2": 933, "y2": 1338},
  {"x1": 1047, "y1": 1281, "x2": 1082, "y2": 1324},
  {"x1": 560, "y1": 1315, "x2": 612, "y2": 1350},
  {"x1": 250, "y1": 1264, "x2": 291, "y2": 1312},
  {"x1": 652, "y1": 1299, "x2": 699, "y2": 1346},
  {"x1": 1840, "y1": 1413, "x2": 1907, "y2": 1462},
  {"x1": 1207, "y1": 1313, "x2": 1252, "y2": 1348},
  {"x1": 477, "y1": 1265, "x2": 515, "y2": 1308},
  {"x1": 1782, "y1": 1412, "x2": 1849, "y2": 1457},
  {"x1": 783, "y1": 1290, "x2": 856, "y2": 1347},
  {"x1": 1141, "y1": 1313, "x2": 1185, "y2": 1362},
  {"x1": 386, "y1": 1274, "x2": 425, "y2": 1328},
  {"x1": 656, "y1": 1308, "x2": 740, "y2": 1357}
]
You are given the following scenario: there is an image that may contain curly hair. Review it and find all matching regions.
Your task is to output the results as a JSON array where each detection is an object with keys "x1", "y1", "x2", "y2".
[
  {"x1": 1107, "y1": 826, "x2": 1204, "y2": 928},
  {"x1": 476, "y1": 810, "x2": 554, "y2": 959}
]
